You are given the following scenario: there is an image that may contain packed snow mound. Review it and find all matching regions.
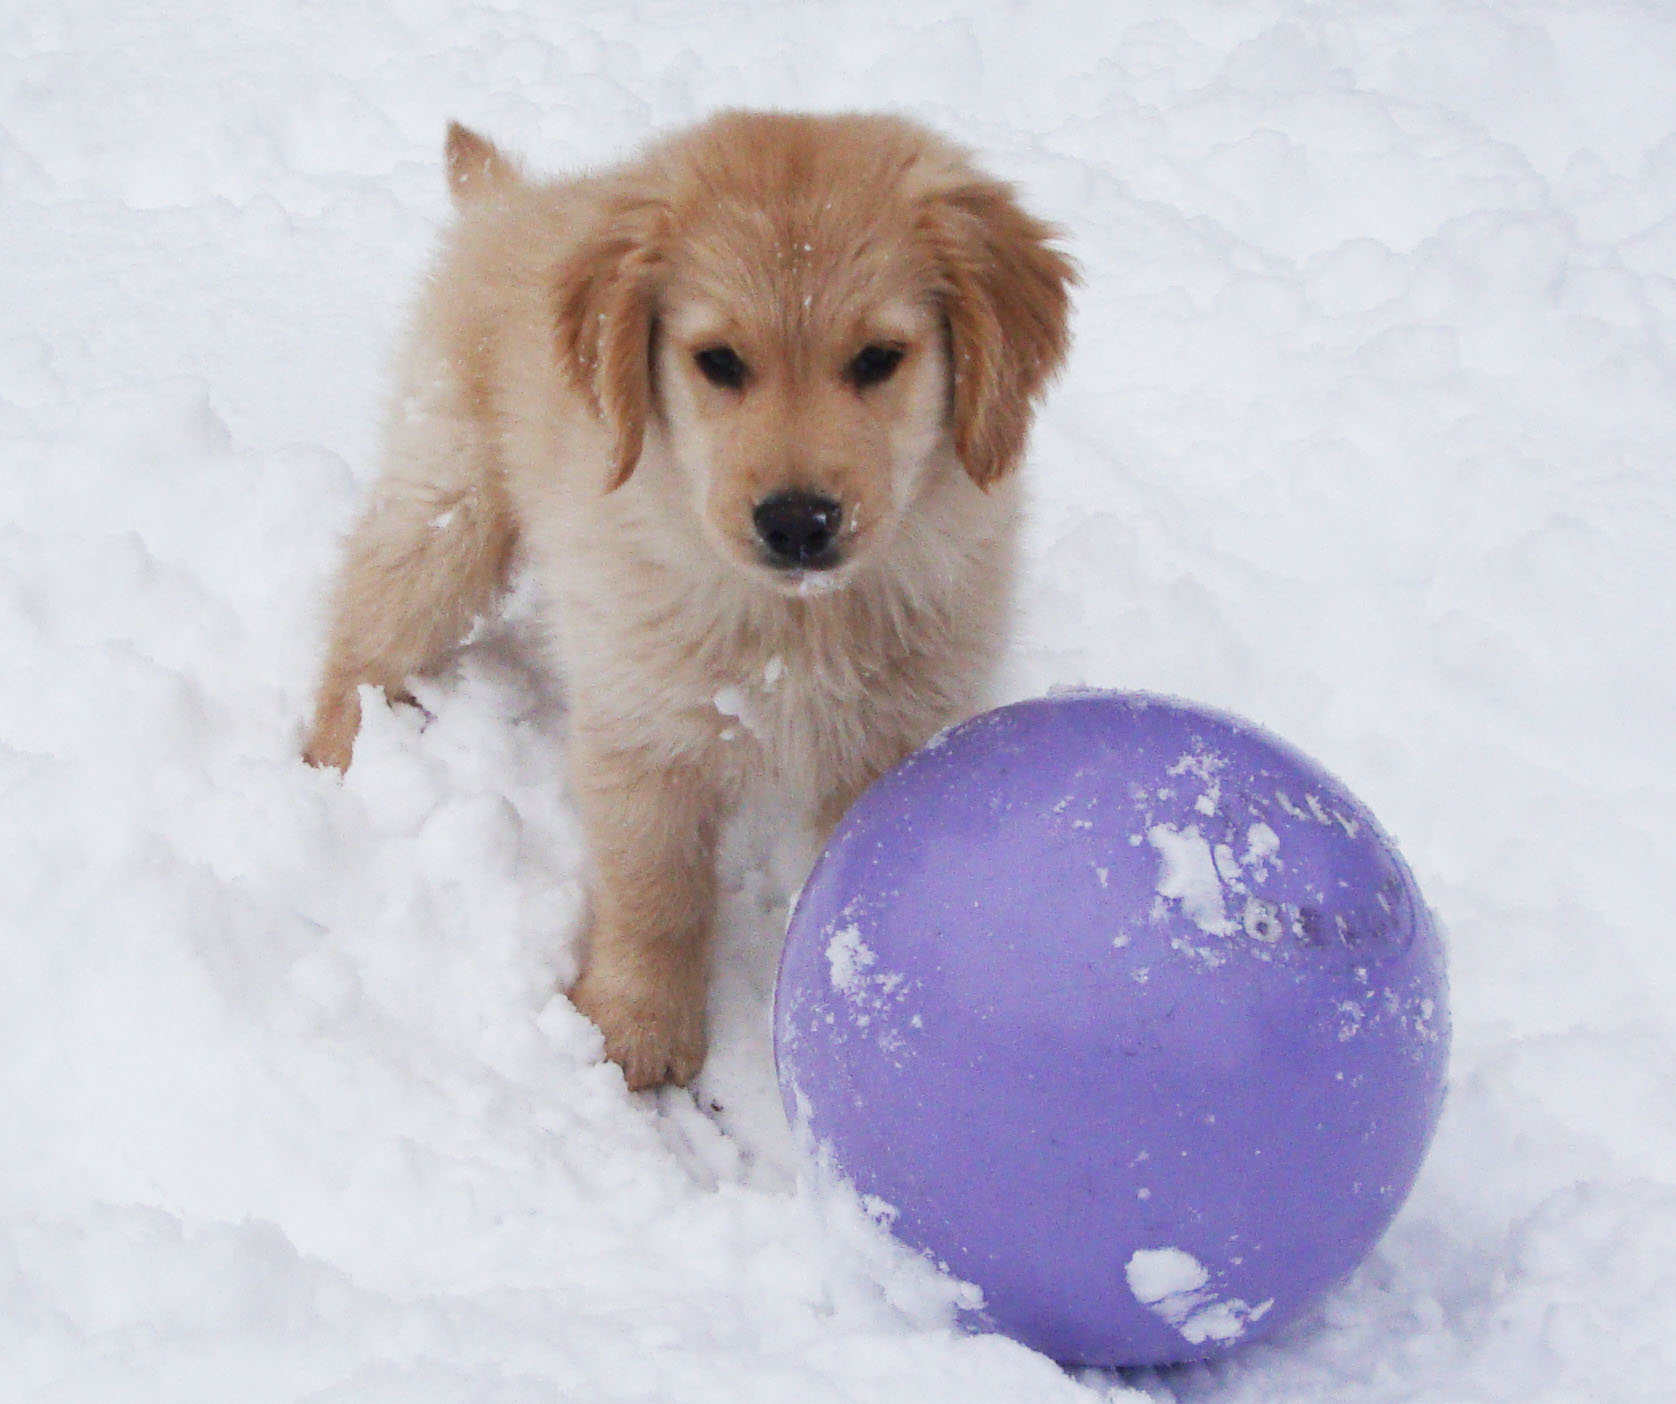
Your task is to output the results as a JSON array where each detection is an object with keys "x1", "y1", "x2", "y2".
[{"x1": 4, "y1": 2, "x2": 1676, "y2": 1401}]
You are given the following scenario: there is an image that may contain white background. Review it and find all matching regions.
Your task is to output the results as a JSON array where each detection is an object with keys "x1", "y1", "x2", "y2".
[{"x1": 2, "y1": 2, "x2": 1673, "y2": 1400}]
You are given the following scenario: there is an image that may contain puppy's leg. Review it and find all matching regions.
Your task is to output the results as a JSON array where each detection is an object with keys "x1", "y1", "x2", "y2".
[
  {"x1": 815, "y1": 780, "x2": 870, "y2": 846},
  {"x1": 813, "y1": 737, "x2": 922, "y2": 843},
  {"x1": 304, "y1": 402, "x2": 515, "y2": 770},
  {"x1": 567, "y1": 739, "x2": 720, "y2": 1090}
]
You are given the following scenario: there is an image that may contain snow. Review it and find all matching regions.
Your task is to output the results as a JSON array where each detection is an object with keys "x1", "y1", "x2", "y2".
[
  {"x1": 827, "y1": 924, "x2": 875, "y2": 997},
  {"x1": 1148, "y1": 822, "x2": 1236, "y2": 937},
  {"x1": 1127, "y1": 1247, "x2": 1212, "y2": 1305},
  {"x1": 1125, "y1": 1249, "x2": 1273, "y2": 1348},
  {"x1": 4, "y1": 1, "x2": 1676, "y2": 1401}
]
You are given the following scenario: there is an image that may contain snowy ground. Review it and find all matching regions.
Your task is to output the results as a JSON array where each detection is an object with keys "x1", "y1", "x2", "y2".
[{"x1": 3, "y1": 2, "x2": 1675, "y2": 1400}]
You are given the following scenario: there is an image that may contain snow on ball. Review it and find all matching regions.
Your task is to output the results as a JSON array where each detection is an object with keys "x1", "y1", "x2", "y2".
[{"x1": 773, "y1": 691, "x2": 1450, "y2": 1368}]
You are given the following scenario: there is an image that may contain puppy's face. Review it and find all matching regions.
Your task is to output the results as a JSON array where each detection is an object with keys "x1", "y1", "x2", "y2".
[
  {"x1": 553, "y1": 112, "x2": 1076, "y2": 593},
  {"x1": 652, "y1": 241, "x2": 949, "y2": 593}
]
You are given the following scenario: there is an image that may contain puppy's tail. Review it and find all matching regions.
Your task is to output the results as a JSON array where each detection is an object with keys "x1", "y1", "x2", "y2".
[{"x1": 445, "y1": 122, "x2": 520, "y2": 208}]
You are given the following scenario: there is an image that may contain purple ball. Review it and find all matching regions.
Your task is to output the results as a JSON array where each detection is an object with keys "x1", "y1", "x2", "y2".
[{"x1": 774, "y1": 692, "x2": 1449, "y2": 1367}]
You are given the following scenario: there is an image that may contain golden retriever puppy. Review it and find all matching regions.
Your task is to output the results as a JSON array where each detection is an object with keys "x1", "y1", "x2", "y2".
[{"x1": 304, "y1": 111, "x2": 1075, "y2": 1089}]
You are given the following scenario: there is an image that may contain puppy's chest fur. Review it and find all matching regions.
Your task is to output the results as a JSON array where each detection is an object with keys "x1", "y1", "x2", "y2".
[
  {"x1": 693, "y1": 602, "x2": 951, "y2": 795},
  {"x1": 553, "y1": 530, "x2": 1006, "y2": 802}
]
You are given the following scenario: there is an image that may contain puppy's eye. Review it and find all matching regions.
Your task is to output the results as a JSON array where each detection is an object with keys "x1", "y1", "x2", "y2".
[
  {"x1": 848, "y1": 343, "x2": 905, "y2": 389},
  {"x1": 694, "y1": 345, "x2": 748, "y2": 390}
]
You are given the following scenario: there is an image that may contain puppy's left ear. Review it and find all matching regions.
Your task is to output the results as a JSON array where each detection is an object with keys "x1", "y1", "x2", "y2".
[
  {"x1": 445, "y1": 122, "x2": 520, "y2": 208},
  {"x1": 554, "y1": 191, "x2": 668, "y2": 491},
  {"x1": 920, "y1": 177, "x2": 1077, "y2": 489}
]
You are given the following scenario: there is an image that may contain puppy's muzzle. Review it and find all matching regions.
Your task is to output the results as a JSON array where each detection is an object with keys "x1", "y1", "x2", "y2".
[{"x1": 753, "y1": 490, "x2": 843, "y2": 570}]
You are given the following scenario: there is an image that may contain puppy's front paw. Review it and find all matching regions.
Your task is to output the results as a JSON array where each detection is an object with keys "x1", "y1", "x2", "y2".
[
  {"x1": 303, "y1": 685, "x2": 364, "y2": 771},
  {"x1": 569, "y1": 961, "x2": 707, "y2": 1091}
]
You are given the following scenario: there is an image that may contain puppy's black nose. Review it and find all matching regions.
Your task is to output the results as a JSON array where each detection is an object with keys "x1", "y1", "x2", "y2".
[{"x1": 753, "y1": 491, "x2": 843, "y2": 569}]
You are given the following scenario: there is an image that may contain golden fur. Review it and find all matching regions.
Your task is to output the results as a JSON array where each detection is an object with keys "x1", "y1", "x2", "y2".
[{"x1": 304, "y1": 111, "x2": 1075, "y2": 1088}]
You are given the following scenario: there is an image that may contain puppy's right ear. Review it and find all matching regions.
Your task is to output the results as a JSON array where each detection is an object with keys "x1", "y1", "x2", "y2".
[
  {"x1": 445, "y1": 122, "x2": 519, "y2": 208},
  {"x1": 553, "y1": 191, "x2": 668, "y2": 492}
]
